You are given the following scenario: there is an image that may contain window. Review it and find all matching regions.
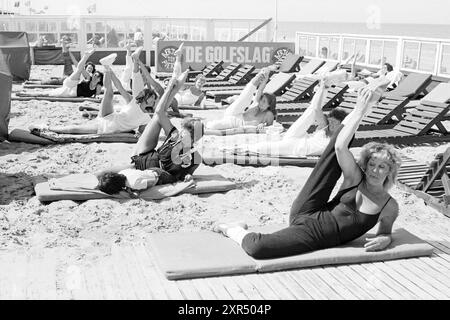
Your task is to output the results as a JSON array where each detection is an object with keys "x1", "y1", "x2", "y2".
[
  {"x1": 307, "y1": 36, "x2": 317, "y2": 56},
  {"x1": 369, "y1": 40, "x2": 383, "y2": 65},
  {"x1": 355, "y1": 39, "x2": 367, "y2": 62},
  {"x1": 418, "y1": 42, "x2": 437, "y2": 72},
  {"x1": 329, "y1": 37, "x2": 340, "y2": 60},
  {"x1": 215, "y1": 27, "x2": 231, "y2": 41},
  {"x1": 24, "y1": 21, "x2": 37, "y2": 32},
  {"x1": 297, "y1": 35, "x2": 308, "y2": 56},
  {"x1": 440, "y1": 44, "x2": 450, "y2": 75},
  {"x1": 402, "y1": 41, "x2": 419, "y2": 69},
  {"x1": 382, "y1": 41, "x2": 397, "y2": 66},
  {"x1": 342, "y1": 38, "x2": 355, "y2": 61}
]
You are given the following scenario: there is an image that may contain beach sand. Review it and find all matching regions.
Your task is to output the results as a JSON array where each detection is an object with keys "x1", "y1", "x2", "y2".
[{"x1": 1, "y1": 65, "x2": 450, "y2": 271}]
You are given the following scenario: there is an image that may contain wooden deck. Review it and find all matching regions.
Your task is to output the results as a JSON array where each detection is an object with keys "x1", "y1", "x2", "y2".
[{"x1": 0, "y1": 221, "x2": 449, "y2": 300}]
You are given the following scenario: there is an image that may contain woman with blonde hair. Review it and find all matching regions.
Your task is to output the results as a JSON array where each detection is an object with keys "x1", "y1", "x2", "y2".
[{"x1": 215, "y1": 78, "x2": 401, "y2": 259}]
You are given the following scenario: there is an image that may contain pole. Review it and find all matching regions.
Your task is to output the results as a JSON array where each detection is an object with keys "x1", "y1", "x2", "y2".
[
  {"x1": 237, "y1": 18, "x2": 272, "y2": 42},
  {"x1": 274, "y1": 0, "x2": 278, "y2": 41}
]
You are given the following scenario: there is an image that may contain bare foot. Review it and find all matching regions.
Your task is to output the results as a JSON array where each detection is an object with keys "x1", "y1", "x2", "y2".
[
  {"x1": 365, "y1": 76, "x2": 390, "y2": 102},
  {"x1": 213, "y1": 221, "x2": 248, "y2": 236},
  {"x1": 174, "y1": 42, "x2": 184, "y2": 57},
  {"x1": 131, "y1": 46, "x2": 143, "y2": 62},
  {"x1": 125, "y1": 41, "x2": 133, "y2": 53},
  {"x1": 85, "y1": 48, "x2": 96, "y2": 57}
]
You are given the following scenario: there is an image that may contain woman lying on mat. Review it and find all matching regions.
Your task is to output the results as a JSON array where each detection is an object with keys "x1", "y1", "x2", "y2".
[
  {"x1": 36, "y1": 59, "x2": 156, "y2": 135},
  {"x1": 28, "y1": 37, "x2": 96, "y2": 86},
  {"x1": 206, "y1": 68, "x2": 276, "y2": 132},
  {"x1": 22, "y1": 48, "x2": 104, "y2": 98},
  {"x1": 95, "y1": 71, "x2": 205, "y2": 195},
  {"x1": 235, "y1": 78, "x2": 348, "y2": 157},
  {"x1": 214, "y1": 78, "x2": 401, "y2": 259}
]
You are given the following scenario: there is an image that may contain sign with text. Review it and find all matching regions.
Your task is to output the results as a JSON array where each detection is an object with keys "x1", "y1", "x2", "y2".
[{"x1": 155, "y1": 40, "x2": 295, "y2": 73}]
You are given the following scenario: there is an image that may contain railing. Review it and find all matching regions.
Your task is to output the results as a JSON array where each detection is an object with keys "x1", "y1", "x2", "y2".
[
  {"x1": 295, "y1": 31, "x2": 450, "y2": 78},
  {"x1": 0, "y1": 15, "x2": 273, "y2": 63}
]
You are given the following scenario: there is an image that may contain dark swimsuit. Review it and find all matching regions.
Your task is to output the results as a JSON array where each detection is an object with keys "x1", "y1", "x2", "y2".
[
  {"x1": 241, "y1": 125, "x2": 392, "y2": 259},
  {"x1": 130, "y1": 127, "x2": 200, "y2": 183},
  {"x1": 76, "y1": 80, "x2": 97, "y2": 98}
]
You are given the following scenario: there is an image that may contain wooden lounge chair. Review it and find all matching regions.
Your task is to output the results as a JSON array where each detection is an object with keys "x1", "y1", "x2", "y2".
[
  {"x1": 352, "y1": 100, "x2": 450, "y2": 147},
  {"x1": 275, "y1": 53, "x2": 304, "y2": 73},
  {"x1": 296, "y1": 59, "x2": 326, "y2": 76},
  {"x1": 384, "y1": 72, "x2": 432, "y2": 100},
  {"x1": 276, "y1": 77, "x2": 319, "y2": 103},
  {"x1": 206, "y1": 72, "x2": 295, "y2": 102},
  {"x1": 396, "y1": 149, "x2": 450, "y2": 217},
  {"x1": 187, "y1": 63, "x2": 241, "y2": 84},
  {"x1": 276, "y1": 84, "x2": 349, "y2": 127},
  {"x1": 183, "y1": 61, "x2": 224, "y2": 81},
  {"x1": 202, "y1": 64, "x2": 255, "y2": 88}
]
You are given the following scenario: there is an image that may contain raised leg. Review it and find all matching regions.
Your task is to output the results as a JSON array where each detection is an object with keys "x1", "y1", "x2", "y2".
[{"x1": 98, "y1": 69, "x2": 115, "y2": 118}]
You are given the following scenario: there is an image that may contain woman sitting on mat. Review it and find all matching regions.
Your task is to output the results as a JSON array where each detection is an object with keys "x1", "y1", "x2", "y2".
[
  {"x1": 95, "y1": 71, "x2": 205, "y2": 195},
  {"x1": 235, "y1": 77, "x2": 348, "y2": 157},
  {"x1": 168, "y1": 43, "x2": 207, "y2": 109},
  {"x1": 206, "y1": 68, "x2": 276, "y2": 132},
  {"x1": 214, "y1": 78, "x2": 401, "y2": 259}
]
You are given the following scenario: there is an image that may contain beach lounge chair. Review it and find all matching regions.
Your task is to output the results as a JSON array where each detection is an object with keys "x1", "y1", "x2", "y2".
[
  {"x1": 186, "y1": 63, "x2": 241, "y2": 84},
  {"x1": 276, "y1": 77, "x2": 319, "y2": 103},
  {"x1": 396, "y1": 150, "x2": 450, "y2": 217},
  {"x1": 202, "y1": 64, "x2": 255, "y2": 88},
  {"x1": 352, "y1": 100, "x2": 450, "y2": 147},
  {"x1": 276, "y1": 84, "x2": 349, "y2": 127},
  {"x1": 206, "y1": 72, "x2": 296, "y2": 102},
  {"x1": 296, "y1": 59, "x2": 326, "y2": 76},
  {"x1": 384, "y1": 72, "x2": 432, "y2": 100},
  {"x1": 275, "y1": 53, "x2": 304, "y2": 73}
]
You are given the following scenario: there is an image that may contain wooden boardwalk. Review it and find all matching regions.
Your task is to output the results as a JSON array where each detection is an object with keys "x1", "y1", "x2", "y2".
[{"x1": 0, "y1": 221, "x2": 450, "y2": 300}]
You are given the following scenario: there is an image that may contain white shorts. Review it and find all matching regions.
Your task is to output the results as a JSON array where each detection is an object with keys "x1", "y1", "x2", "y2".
[
  {"x1": 49, "y1": 78, "x2": 78, "y2": 97},
  {"x1": 97, "y1": 113, "x2": 121, "y2": 134}
]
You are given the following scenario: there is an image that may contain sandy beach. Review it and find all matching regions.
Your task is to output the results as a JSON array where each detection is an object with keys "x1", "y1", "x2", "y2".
[{"x1": 1, "y1": 65, "x2": 450, "y2": 273}]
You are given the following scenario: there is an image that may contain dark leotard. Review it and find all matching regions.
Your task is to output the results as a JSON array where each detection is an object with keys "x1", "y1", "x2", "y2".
[
  {"x1": 130, "y1": 126, "x2": 200, "y2": 182},
  {"x1": 76, "y1": 80, "x2": 97, "y2": 98},
  {"x1": 241, "y1": 125, "x2": 392, "y2": 259}
]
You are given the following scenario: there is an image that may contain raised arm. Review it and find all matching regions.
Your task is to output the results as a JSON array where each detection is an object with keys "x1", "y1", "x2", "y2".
[
  {"x1": 137, "y1": 60, "x2": 164, "y2": 97},
  {"x1": 334, "y1": 87, "x2": 373, "y2": 187},
  {"x1": 254, "y1": 69, "x2": 270, "y2": 104}
]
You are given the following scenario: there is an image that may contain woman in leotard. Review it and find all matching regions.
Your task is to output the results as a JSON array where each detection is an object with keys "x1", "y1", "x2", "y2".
[
  {"x1": 34, "y1": 55, "x2": 155, "y2": 135},
  {"x1": 215, "y1": 78, "x2": 400, "y2": 259},
  {"x1": 21, "y1": 48, "x2": 103, "y2": 98},
  {"x1": 205, "y1": 68, "x2": 276, "y2": 132},
  {"x1": 95, "y1": 69, "x2": 205, "y2": 194},
  {"x1": 234, "y1": 74, "x2": 348, "y2": 157}
]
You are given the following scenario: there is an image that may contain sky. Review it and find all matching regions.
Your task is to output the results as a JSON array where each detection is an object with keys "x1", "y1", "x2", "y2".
[{"x1": 2, "y1": 0, "x2": 450, "y2": 25}]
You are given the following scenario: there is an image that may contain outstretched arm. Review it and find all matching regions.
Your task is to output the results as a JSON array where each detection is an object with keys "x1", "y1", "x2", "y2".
[
  {"x1": 335, "y1": 87, "x2": 373, "y2": 187},
  {"x1": 138, "y1": 60, "x2": 164, "y2": 96},
  {"x1": 254, "y1": 69, "x2": 269, "y2": 104}
]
